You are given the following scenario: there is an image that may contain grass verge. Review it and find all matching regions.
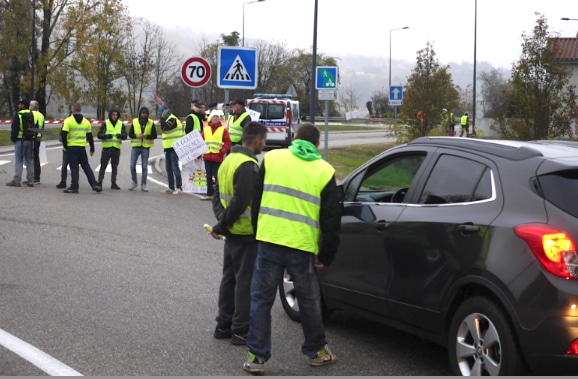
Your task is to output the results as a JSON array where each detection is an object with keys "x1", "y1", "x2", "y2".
[{"x1": 328, "y1": 143, "x2": 395, "y2": 180}]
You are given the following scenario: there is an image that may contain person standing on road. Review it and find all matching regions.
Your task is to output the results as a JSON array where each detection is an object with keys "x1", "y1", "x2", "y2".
[
  {"x1": 158, "y1": 105, "x2": 184, "y2": 194},
  {"x1": 226, "y1": 100, "x2": 236, "y2": 130},
  {"x1": 29, "y1": 100, "x2": 45, "y2": 185},
  {"x1": 228, "y1": 100, "x2": 251, "y2": 146},
  {"x1": 210, "y1": 121, "x2": 267, "y2": 346},
  {"x1": 243, "y1": 123, "x2": 341, "y2": 374},
  {"x1": 56, "y1": 106, "x2": 72, "y2": 189},
  {"x1": 185, "y1": 100, "x2": 205, "y2": 134},
  {"x1": 60, "y1": 102, "x2": 102, "y2": 194},
  {"x1": 460, "y1": 112, "x2": 470, "y2": 137},
  {"x1": 6, "y1": 99, "x2": 35, "y2": 188},
  {"x1": 128, "y1": 107, "x2": 156, "y2": 192},
  {"x1": 97, "y1": 108, "x2": 127, "y2": 190},
  {"x1": 200, "y1": 111, "x2": 232, "y2": 201}
]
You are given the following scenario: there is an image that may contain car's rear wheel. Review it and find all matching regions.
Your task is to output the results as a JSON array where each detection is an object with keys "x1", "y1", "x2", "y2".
[{"x1": 448, "y1": 296, "x2": 525, "y2": 376}]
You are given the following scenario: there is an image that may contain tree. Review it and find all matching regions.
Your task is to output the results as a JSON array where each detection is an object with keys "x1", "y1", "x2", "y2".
[
  {"x1": 370, "y1": 88, "x2": 390, "y2": 117},
  {"x1": 399, "y1": 42, "x2": 460, "y2": 140},
  {"x1": 220, "y1": 31, "x2": 240, "y2": 47},
  {"x1": 479, "y1": 69, "x2": 511, "y2": 118},
  {"x1": 366, "y1": 101, "x2": 373, "y2": 116},
  {"x1": 337, "y1": 81, "x2": 362, "y2": 113},
  {"x1": 491, "y1": 13, "x2": 577, "y2": 140}
]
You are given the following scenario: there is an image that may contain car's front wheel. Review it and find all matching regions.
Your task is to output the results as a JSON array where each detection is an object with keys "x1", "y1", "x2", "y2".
[
  {"x1": 278, "y1": 270, "x2": 301, "y2": 322},
  {"x1": 448, "y1": 296, "x2": 526, "y2": 375}
]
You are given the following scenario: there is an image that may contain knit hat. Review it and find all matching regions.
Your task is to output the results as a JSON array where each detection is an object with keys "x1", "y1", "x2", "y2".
[
  {"x1": 157, "y1": 105, "x2": 168, "y2": 116},
  {"x1": 208, "y1": 110, "x2": 221, "y2": 121},
  {"x1": 19, "y1": 98, "x2": 30, "y2": 107}
]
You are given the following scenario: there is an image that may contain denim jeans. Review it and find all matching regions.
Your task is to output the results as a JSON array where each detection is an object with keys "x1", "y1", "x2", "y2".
[
  {"x1": 130, "y1": 147, "x2": 150, "y2": 185},
  {"x1": 164, "y1": 149, "x2": 182, "y2": 190},
  {"x1": 246, "y1": 242, "x2": 327, "y2": 362},
  {"x1": 13, "y1": 140, "x2": 35, "y2": 183}
]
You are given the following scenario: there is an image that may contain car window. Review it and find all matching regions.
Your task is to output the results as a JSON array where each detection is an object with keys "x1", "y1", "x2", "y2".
[
  {"x1": 267, "y1": 104, "x2": 285, "y2": 119},
  {"x1": 344, "y1": 153, "x2": 426, "y2": 203},
  {"x1": 419, "y1": 154, "x2": 492, "y2": 204},
  {"x1": 249, "y1": 103, "x2": 265, "y2": 117},
  {"x1": 537, "y1": 170, "x2": 578, "y2": 218}
]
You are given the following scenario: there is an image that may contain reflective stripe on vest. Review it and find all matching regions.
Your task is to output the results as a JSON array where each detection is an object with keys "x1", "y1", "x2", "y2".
[
  {"x1": 229, "y1": 112, "x2": 250, "y2": 143},
  {"x1": 256, "y1": 149, "x2": 335, "y2": 254},
  {"x1": 161, "y1": 115, "x2": 184, "y2": 149},
  {"x1": 218, "y1": 152, "x2": 258, "y2": 235},
  {"x1": 203, "y1": 125, "x2": 225, "y2": 154},
  {"x1": 63, "y1": 115, "x2": 91, "y2": 147},
  {"x1": 102, "y1": 119, "x2": 123, "y2": 149},
  {"x1": 131, "y1": 118, "x2": 155, "y2": 148}
]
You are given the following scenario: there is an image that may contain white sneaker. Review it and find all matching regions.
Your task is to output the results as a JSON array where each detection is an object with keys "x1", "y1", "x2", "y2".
[
  {"x1": 129, "y1": 182, "x2": 137, "y2": 191},
  {"x1": 141, "y1": 185, "x2": 148, "y2": 192},
  {"x1": 162, "y1": 188, "x2": 173, "y2": 194},
  {"x1": 173, "y1": 189, "x2": 182, "y2": 195}
]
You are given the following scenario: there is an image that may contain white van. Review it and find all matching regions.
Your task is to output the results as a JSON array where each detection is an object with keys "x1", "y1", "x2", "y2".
[{"x1": 246, "y1": 94, "x2": 300, "y2": 147}]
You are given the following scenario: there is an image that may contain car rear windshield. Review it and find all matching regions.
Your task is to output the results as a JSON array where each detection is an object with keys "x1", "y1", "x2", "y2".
[
  {"x1": 249, "y1": 103, "x2": 285, "y2": 120},
  {"x1": 538, "y1": 170, "x2": 578, "y2": 218}
]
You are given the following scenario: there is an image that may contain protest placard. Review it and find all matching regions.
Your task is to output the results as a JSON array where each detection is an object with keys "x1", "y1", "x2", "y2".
[{"x1": 172, "y1": 130, "x2": 208, "y2": 165}]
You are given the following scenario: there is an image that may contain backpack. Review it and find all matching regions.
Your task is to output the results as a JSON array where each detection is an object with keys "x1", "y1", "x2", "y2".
[{"x1": 20, "y1": 111, "x2": 36, "y2": 139}]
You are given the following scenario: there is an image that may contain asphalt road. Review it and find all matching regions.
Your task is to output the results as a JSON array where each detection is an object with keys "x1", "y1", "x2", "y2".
[{"x1": 0, "y1": 132, "x2": 451, "y2": 376}]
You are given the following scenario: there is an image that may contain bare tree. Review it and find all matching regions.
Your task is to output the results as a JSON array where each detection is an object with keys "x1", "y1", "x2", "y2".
[{"x1": 337, "y1": 81, "x2": 362, "y2": 112}]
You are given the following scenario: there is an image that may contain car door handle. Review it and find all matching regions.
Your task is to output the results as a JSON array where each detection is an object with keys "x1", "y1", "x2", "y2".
[
  {"x1": 458, "y1": 223, "x2": 479, "y2": 233},
  {"x1": 375, "y1": 220, "x2": 390, "y2": 232}
]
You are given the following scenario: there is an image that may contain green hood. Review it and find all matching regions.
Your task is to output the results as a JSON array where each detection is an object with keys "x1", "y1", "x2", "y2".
[{"x1": 289, "y1": 139, "x2": 322, "y2": 161}]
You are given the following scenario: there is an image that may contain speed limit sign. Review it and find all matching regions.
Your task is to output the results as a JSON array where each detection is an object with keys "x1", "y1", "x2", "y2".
[{"x1": 181, "y1": 57, "x2": 211, "y2": 88}]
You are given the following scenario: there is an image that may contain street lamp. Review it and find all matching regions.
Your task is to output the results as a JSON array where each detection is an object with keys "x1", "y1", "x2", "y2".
[
  {"x1": 389, "y1": 26, "x2": 408, "y2": 120},
  {"x1": 472, "y1": 0, "x2": 477, "y2": 134},
  {"x1": 242, "y1": 0, "x2": 265, "y2": 47},
  {"x1": 561, "y1": 17, "x2": 578, "y2": 21}
]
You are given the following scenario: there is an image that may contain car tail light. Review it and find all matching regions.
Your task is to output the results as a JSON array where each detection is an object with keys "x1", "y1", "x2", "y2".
[
  {"x1": 514, "y1": 224, "x2": 578, "y2": 280},
  {"x1": 566, "y1": 339, "x2": 578, "y2": 355}
]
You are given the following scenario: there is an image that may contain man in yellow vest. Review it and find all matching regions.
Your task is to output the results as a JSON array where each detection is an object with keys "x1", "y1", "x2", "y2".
[
  {"x1": 209, "y1": 121, "x2": 267, "y2": 346},
  {"x1": 60, "y1": 102, "x2": 102, "y2": 194},
  {"x1": 29, "y1": 100, "x2": 45, "y2": 185},
  {"x1": 243, "y1": 123, "x2": 341, "y2": 374},
  {"x1": 460, "y1": 112, "x2": 470, "y2": 137},
  {"x1": 200, "y1": 111, "x2": 232, "y2": 201},
  {"x1": 185, "y1": 100, "x2": 205, "y2": 134},
  {"x1": 6, "y1": 99, "x2": 35, "y2": 187},
  {"x1": 128, "y1": 107, "x2": 157, "y2": 192},
  {"x1": 97, "y1": 108, "x2": 127, "y2": 189},
  {"x1": 226, "y1": 100, "x2": 236, "y2": 130},
  {"x1": 228, "y1": 99, "x2": 251, "y2": 146},
  {"x1": 158, "y1": 105, "x2": 184, "y2": 194}
]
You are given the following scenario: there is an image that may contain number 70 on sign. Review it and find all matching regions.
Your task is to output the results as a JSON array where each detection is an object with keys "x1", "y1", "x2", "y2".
[{"x1": 181, "y1": 56, "x2": 212, "y2": 88}]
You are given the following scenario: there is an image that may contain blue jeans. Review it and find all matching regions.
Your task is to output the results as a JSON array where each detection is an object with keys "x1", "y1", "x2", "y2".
[
  {"x1": 246, "y1": 242, "x2": 327, "y2": 362},
  {"x1": 164, "y1": 149, "x2": 182, "y2": 190},
  {"x1": 13, "y1": 140, "x2": 35, "y2": 183},
  {"x1": 130, "y1": 147, "x2": 150, "y2": 185}
]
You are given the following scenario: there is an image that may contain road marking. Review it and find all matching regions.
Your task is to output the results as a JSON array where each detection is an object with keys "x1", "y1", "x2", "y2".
[
  {"x1": 0, "y1": 160, "x2": 9, "y2": 166},
  {"x1": 0, "y1": 328, "x2": 83, "y2": 376}
]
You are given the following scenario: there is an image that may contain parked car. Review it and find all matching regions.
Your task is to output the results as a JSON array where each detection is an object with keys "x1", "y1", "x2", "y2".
[{"x1": 279, "y1": 137, "x2": 578, "y2": 375}]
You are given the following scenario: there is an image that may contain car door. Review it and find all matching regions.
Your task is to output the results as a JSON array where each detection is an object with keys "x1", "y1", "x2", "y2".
[
  {"x1": 384, "y1": 151, "x2": 503, "y2": 334},
  {"x1": 320, "y1": 149, "x2": 431, "y2": 316}
]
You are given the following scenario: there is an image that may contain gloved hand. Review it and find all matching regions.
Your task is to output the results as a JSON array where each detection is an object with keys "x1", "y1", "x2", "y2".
[
  {"x1": 115, "y1": 134, "x2": 122, "y2": 138},
  {"x1": 105, "y1": 134, "x2": 113, "y2": 139}
]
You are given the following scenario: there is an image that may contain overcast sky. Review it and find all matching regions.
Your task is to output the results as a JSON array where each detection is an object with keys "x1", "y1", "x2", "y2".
[{"x1": 124, "y1": 0, "x2": 577, "y2": 69}]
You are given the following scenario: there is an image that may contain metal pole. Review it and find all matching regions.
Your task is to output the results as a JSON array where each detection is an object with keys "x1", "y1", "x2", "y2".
[
  {"x1": 242, "y1": 3, "x2": 245, "y2": 47},
  {"x1": 388, "y1": 27, "x2": 408, "y2": 122},
  {"x1": 324, "y1": 100, "x2": 329, "y2": 160},
  {"x1": 31, "y1": 0, "x2": 35, "y2": 100},
  {"x1": 472, "y1": 0, "x2": 477, "y2": 134},
  {"x1": 309, "y1": 0, "x2": 318, "y2": 123}
]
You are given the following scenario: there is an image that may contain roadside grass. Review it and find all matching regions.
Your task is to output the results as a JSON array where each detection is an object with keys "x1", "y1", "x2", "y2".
[{"x1": 328, "y1": 143, "x2": 395, "y2": 180}]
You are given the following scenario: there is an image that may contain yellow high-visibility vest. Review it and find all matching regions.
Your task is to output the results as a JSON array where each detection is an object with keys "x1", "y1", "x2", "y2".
[
  {"x1": 229, "y1": 112, "x2": 250, "y2": 143},
  {"x1": 203, "y1": 125, "x2": 225, "y2": 154},
  {"x1": 161, "y1": 115, "x2": 184, "y2": 149},
  {"x1": 102, "y1": 119, "x2": 123, "y2": 149},
  {"x1": 62, "y1": 115, "x2": 92, "y2": 147},
  {"x1": 131, "y1": 119, "x2": 155, "y2": 148}
]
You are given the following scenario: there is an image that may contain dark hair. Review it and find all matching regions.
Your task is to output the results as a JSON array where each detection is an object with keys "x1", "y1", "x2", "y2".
[
  {"x1": 242, "y1": 122, "x2": 268, "y2": 145},
  {"x1": 233, "y1": 99, "x2": 246, "y2": 106},
  {"x1": 295, "y1": 123, "x2": 320, "y2": 145}
]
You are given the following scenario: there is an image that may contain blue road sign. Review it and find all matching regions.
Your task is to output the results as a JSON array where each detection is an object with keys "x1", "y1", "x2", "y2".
[
  {"x1": 316, "y1": 66, "x2": 338, "y2": 90},
  {"x1": 218, "y1": 47, "x2": 258, "y2": 89},
  {"x1": 389, "y1": 86, "x2": 403, "y2": 106}
]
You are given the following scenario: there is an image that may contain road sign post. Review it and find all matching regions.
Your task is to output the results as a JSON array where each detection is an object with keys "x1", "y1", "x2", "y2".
[
  {"x1": 389, "y1": 85, "x2": 403, "y2": 121},
  {"x1": 181, "y1": 57, "x2": 211, "y2": 88}
]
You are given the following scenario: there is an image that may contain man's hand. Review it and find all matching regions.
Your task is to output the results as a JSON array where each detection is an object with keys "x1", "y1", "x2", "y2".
[{"x1": 314, "y1": 259, "x2": 325, "y2": 271}]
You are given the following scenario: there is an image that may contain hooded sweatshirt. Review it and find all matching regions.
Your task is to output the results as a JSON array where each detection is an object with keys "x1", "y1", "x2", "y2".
[{"x1": 61, "y1": 113, "x2": 95, "y2": 152}]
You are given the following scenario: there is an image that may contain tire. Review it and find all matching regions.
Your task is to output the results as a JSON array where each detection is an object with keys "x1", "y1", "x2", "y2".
[
  {"x1": 448, "y1": 296, "x2": 525, "y2": 376},
  {"x1": 278, "y1": 269, "x2": 301, "y2": 322}
]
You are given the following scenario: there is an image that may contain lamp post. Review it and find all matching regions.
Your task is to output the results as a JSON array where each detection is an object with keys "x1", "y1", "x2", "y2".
[
  {"x1": 389, "y1": 26, "x2": 408, "y2": 121},
  {"x1": 309, "y1": 0, "x2": 318, "y2": 123},
  {"x1": 30, "y1": 0, "x2": 36, "y2": 100},
  {"x1": 242, "y1": 0, "x2": 265, "y2": 47},
  {"x1": 472, "y1": 0, "x2": 477, "y2": 134},
  {"x1": 561, "y1": 17, "x2": 578, "y2": 21}
]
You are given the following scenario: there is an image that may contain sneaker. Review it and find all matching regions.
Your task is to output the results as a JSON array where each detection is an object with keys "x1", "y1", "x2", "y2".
[
  {"x1": 33, "y1": 180, "x2": 40, "y2": 185},
  {"x1": 6, "y1": 181, "x2": 21, "y2": 187},
  {"x1": 200, "y1": 195, "x2": 213, "y2": 201},
  {"x1": 162, "y1": 188, "x2": 174, "y2": 194},
  {"x1": 129, "y1": 182, "x2": 137, "y2": 191},
  {"x1": 231, "y1": 333, "x2": 247, "y2": 346},
  {"x1": 63, "y1": 188, "x2": 79, "y2": 194},
  {"x1": 56, "y1": 181, "x2": 67, "y2": 189},
  {"x1": 22, "y1": 181, "x2": 34, "y2": 187},
  {"x1": 92, "y1": 185, "x2": 102, "y2": 193},
  {"x1": 141, "y1": 185, "x2": 148, "y2": 192},
  {"x1": 309, "y1": 345, "x2": 337, "y2": 367},
  {"x1": 173, "y1": 188, "x2": 182, "y2": 195},
  {"x1": 214, "y1": 325, "x2": 232, "y2": 339},
  {"x1": 243, "y1": 351, "x2": 265, "y2": 374},
  {"x1": 111, "y1": 183, "x2": 121, "y2": 190}
]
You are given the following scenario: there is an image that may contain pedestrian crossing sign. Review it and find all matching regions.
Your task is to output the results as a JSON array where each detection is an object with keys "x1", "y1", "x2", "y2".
[{"x1": 218, "y1": 47, "x2": 258, "y2": 89}]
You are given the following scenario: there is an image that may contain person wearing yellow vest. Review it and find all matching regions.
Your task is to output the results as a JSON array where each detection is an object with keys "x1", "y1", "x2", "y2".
[
  {"x1": 128, "y1": 107, "x2": 157, "y2": 192},
  {"x1": 6, "y1": 99, "x2": 35, "y2": 187},
  {"x1": 158, "y1": 105, "x2": 184, "y2": 194},
  {"x1": 229, "y1": 99, "x2": 252, "y2": 146},
  {"x1": 460, "y1": 111, "x2": 470, "y2": 137},
  {"x1": 226, "y1": 100, "x2": 236, "y2": 130},
  {"x1": 29, "y1": 100, "x2": 45, "y2": 185},
  {"x1": 209, "y1": 121, "x2": 268, "y2": 346},
  {"x1": 185, "y1": 100, "x2": 206, "y2": 134},
  {"x1": 97, "y1": 108, "x2": 127, "y2": 190},
  {"x1": 60, "y1": 102, "x2": 102, "y2": 194},
  {"x1": 243, "y1": 123, "x2": 341, "y2": 374},
  {"x1": 200, "y1": 111, "x2": 232, "y2": 201}
]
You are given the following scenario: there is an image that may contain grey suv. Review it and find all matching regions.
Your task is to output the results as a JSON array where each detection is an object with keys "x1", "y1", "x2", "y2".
[{"x1": 279, "y1": 137, "x2": 578, "y2": 375}]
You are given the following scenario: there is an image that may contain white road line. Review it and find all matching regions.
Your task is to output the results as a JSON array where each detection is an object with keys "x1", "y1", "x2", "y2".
[{"x1": 0, "y1": 328, "x2": 83, "y2": 376}]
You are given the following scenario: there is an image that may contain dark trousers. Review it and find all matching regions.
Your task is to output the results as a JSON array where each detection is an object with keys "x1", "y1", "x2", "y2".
[
  {"x1": 60, "y1": 149, "x2": 69, "y2": 183},
  {"x1": 33, "y1": 140, "x2": 41, "y2": 181},
  {"x1": 216, "y1": 236, "x2": 258, "y2": 335},
  {"x1": 204, "y1": 160, "x2": 221, "y2": 196},
  {"x1": 66, "y1": 146, "x2": 98, "y2": 190},
  {"x1": 98, "y1": 147, "x2": 121, "y2": 185}
]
